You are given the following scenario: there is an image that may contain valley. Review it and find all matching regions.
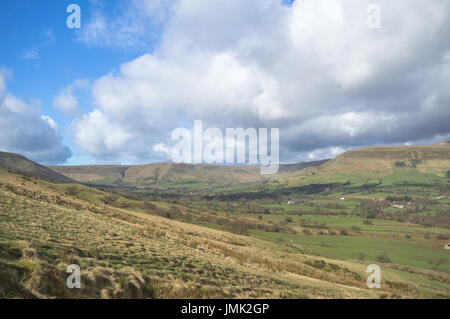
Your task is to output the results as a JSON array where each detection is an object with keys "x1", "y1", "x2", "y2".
[{"x1": 0, "y1": 142, "x2": 449, "y2": 299}]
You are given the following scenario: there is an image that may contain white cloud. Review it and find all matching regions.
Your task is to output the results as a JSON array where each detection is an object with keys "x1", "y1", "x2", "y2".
[
  {"x1": 22, "y1": 48, "x2": 40, "y2": 60},
  {"x1": 41, "y1": 115, "x2": 58, "y2": 130},
  {"x1": 0, "y1": 73, "x2": 71, "y2": 164},
  {"x1": 52, "y1": 79, "x2": 90, "y2": 115},
  {"x1": 73, "y1": 0, "x2": 450, "y2": 163},
  {"x1": 307, "y1": 146, "x2": 346, "y2": 161}
]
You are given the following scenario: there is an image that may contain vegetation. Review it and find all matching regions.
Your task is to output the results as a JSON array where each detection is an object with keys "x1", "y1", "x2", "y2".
[{"x1": 0, "y1": 142, "x2": 449, "y2": 299}]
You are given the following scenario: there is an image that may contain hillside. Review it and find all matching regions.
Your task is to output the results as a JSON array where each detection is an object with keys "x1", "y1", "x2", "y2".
[
  {"x1": 1, "y1": 143, "x2": 449, "y2": 299},
  {"x1": 0, "y1": 168, "x2": 379, "y2": 298},
  {"x1": 319, "y1": 142, "x2": 450, "y2": 176},
  {"x1": 0, "y1": 152, "x2": 73, "y2": 183},
  {"x1": 1, "y1": 167, "x2": 449, "y2": 299},
  {"x1": 50, "y1": 161, "x2": 325, "y2": 188}
]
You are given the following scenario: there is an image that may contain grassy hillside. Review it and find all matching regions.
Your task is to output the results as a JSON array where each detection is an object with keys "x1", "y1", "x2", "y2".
[
  {"x1": 0, "y1": 152, "x2": 73, "y2": 183},
  {"x1": 1, "y1": 143, "x2": 449, "y2": 299},
  {"x1": 50, "y1": 163, "x2": 264, "y2": 187},
  {"x1": 50, "y1": 162, "x2": 325, "y2": 189},
  {"x1": 1, "y1": 168, "x2": 448, "y2": 298},
  {"x1": 319, "y1": 142, "x2": 450, "y2": 176}
]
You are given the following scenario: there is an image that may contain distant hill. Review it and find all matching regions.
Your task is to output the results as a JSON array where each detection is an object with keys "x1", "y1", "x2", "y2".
[
  {"x1": 0, "y1": 151, "x2": 73, "y2": 183},
  {"x1": 50, "y1": 163, "x2": 265, "y2": 187},
  {"x1": 50, "y1": 161, "x2": 326, "y2": 187},
  {"x1": 319, "y1": 142, "x2": 450, "y2": 176},
  {"x1": 278, "y1": 160, "x2": 329, "y2": 172},
  {"x1": 50, "y1": 142, "x2": 450, "y2": 187}
]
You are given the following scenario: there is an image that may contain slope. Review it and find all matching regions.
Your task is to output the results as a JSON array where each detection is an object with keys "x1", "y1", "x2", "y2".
[
  {"x1": 318, "y1": 142, "x2": 450, "y2": 176},
  {"x1": 2, "y1": 167, "x2": 446, "y2": 298},
  {"x1": 0, "y1": 151, "x2": 73, "y2": 183}
]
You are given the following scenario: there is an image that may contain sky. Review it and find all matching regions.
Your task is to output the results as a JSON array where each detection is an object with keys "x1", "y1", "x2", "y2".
[{"x1": 0, "y1": 0, "x2": 449, "y2": 165}]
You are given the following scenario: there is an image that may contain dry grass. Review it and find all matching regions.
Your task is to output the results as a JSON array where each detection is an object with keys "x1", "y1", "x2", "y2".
[{"x1": 0, "y1": 170, "x2": 447, "y2": 299}]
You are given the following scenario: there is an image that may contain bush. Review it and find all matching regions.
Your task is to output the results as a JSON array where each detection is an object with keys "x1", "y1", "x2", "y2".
[
  {"x1": 285, "y1": 216, "x2": 293, "y2": 223},
  {"x1": 165, "y1": 207, "x2": 183, "y2": 219},
  {"x1": 363, "y1": 220, "x2": 373, "y2": 225},
  {"x1": 376, "y1": 252, "x2": 391, "y2": 263},
  {"x1": 340, "y1": 229, "x2": 348, "y2": 236},
  {"x1": 99, "y1": 195, "x2": 118, "y2": 206},
  {"x1": 394, "y1": 161, "x2": 406, "y2": 167},
  {"x1": 65, "y1": 186, "x2": 79, "y2": 196},
  {"x1": 302, "y1": 229, "x2": 312, "y2": 235},
  {"x1": 356, "y1": 252, "x2": 366, "y2": 260}
]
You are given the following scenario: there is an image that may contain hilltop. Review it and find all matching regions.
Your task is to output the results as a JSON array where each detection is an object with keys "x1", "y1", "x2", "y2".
[
  {"x1": 0, "y1": 152, "x2": 73, "y2": 183},
  {"x1": 318, "y1": 142, "x2": 450, "y2": 176}
]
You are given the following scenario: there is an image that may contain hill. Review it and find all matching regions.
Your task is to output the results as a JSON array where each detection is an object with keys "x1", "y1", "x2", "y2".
[
  {"x1": 0, "y1": 144, "x2": 449, "y2": 299},
  {"x1": 318, "y1": 142, "x2": 450, "y2": 176},
  {"x1": 0, "y1": 152, "x2": 73, "y2": 183},
  {"x1": 50, "y1": 161, "x2": 325, "y2": 188},
  {"x1": 0, "y1": 166, "x2": 379, "y2": 299},
  {"x1": 1, "y1": 166, "x2": 448, "y2": 299}
]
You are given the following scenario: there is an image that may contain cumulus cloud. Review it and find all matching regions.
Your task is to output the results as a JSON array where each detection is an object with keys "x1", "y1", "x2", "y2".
[
  {"x1": 52, "y1": 79, "x2": 90, "y2": 115},
  {"x1": 73, "y1": 0, "x2": 450, "y2": 164},
  {"x1": 0, "y1": 72, "x2": 72, "y2": 164}
]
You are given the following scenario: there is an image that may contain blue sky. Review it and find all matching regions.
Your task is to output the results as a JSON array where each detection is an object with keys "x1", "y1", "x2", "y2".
[
  {"x1": 0, "y1": 0, "x2": 159, "y2": 164},
  {"x1": 0, "y1": 1, "x2": 449, "y2": 166}
]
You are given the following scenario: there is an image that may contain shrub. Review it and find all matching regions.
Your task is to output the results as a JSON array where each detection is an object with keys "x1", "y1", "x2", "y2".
[
  {"x1": 437, "y1": 234, "x2": 449, "y2": 240},
  {"x1": 394, "y1": 161, "x2": 406, "y2": 167},
  {"x1": 302, "y1": 229, "x2": 312, "y2": 235},
  {"x1": 356, "y1": 252, "x2": 366, "y2": 260},
  {"x1": 100, "y1": 195, "x2": 118, "y2": 206},
  {"x1": 65, "y1": 186, "x2": 79, "y2": 196},
  {"x1": 376, "y1": 252, "x2": 391, "y2": 263},
  {"x1": 340, "y1": 229, "x2": 348, "y2": 236},
  {"x1": 363, "y1": 220, "x2": 373, "y2": 225}
]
